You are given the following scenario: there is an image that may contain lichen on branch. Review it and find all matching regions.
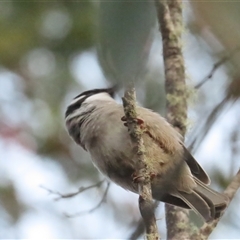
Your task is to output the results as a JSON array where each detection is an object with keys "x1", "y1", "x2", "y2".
[
  {"x1": 154, "y1": 0, "x2": 190, "y2": 239},
  {"x1": 122, "y1": 85, "x2": 160, "y2": 240}
]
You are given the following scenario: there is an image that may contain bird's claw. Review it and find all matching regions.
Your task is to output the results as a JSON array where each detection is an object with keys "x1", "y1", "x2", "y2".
[
  {"x1": 131, "y1": 172, "x2": 157, "y2": 183},
  {"x1": 132, "y1": 172, "x2": 145, "y2": 183},
  {"x1": 121, "y1": 116, "x2": 145, "y2": 128},
  {"x1": 121, "y1": 116, "x2": 127, "y2": 122},
  {"x1": 150, "y1": 172, "x2": 157, "y2": 180}
]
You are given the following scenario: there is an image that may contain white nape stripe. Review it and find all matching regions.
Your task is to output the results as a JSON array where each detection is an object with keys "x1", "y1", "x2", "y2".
[
  {"x1": 66, "y1": 92, "x2": 114, "y2": 121},
  {"x1": 69, "y1": 94, "x2": 86, "y2": 105},
  {"x1": 69, "y1": 92, "x2": 113, "y2": 107},
  {"x1": 84, "y1": 92, "x2": 113, "y2": 103}
]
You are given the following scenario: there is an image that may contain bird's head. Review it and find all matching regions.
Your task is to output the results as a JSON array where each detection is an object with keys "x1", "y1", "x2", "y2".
[{"x1": 65, "y1": 87, "x2": 116, "y2": 120}]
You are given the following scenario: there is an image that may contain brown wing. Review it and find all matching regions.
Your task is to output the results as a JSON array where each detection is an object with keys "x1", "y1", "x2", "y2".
[
  {"x1": 138, "y1": 106, "x2": 210, "y2": 184},
  {"x1": 138, "y1": 107, "x2": 183, "y2": 154},
  {"x1": 182, "y1": 145, "x2": 210, "y2": 184}
]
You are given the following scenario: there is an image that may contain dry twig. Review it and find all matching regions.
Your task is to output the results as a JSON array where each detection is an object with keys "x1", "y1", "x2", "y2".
[
  {"x1": 64, "y1": 182, "x2": 110, "y2": 218},
  {"x1": 187, "y1": 95, "x2": 230, "y2": 153},
  {"x1": 195, "y1": 47, "x2": 240, "y2": 89},
  {"x1": 41, "y1": 180, "x2": 110, "y2": 217},
  {"x1": 195, "y1": 56, "x2": 229, "y2": 90},
  {"x1": 41, "y1": 179, "x2": 105, "y2": 201}
]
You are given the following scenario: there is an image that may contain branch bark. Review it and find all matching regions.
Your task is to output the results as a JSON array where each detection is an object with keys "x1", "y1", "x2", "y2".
[
  {"x1": 122, "y1": 85, "x2": 160, "y2": 240},
  {"x1": 155, "y1": 2, "x2": 240, "y2": 239},
  {"x1": 155, "y1": 0, "x2": 189, "y2": 239}
]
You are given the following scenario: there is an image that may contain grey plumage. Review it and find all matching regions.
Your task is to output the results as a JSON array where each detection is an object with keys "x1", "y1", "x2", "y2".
[{"x1": 65, "y1": 88, "x2": 228, "y2": 222}]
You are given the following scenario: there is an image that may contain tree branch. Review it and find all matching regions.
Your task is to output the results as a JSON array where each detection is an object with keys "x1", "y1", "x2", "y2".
[
  {"x1": 155, "y1": 0, "x2": 187, "y2": 133},
  {"x1": 155, "y1": 0, "x2": 189, "y2": 239},
  {"x1": 122, "y1": 85, "x2": 160, "y2": 240}
]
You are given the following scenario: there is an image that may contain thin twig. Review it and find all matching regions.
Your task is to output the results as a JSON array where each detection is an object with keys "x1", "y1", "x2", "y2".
[
  {"x1": 40, "y1": 179, "x2": 105, "y2": 201},
  {"x1": 195, "y1": 47, "x2": 240, "y2": 89},
  {"x1": 195, "y1": 57, "x2": 229, "y2": 89},
  {"x1": 122, "y1": 85, "x2": 160, "y2": 240},
  {"x1": 191, "y1": 169, "x2": 240, "y2": 240},
  {"x1": 187, "y1": 96, "x2": 230, "y2": 153},
  {"x1": 64, "y1": 182, "x2": 110, "y2": 218}
]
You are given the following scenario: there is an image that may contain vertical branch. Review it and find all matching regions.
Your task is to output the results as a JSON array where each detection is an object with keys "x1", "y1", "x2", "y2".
[
  {"x1": 155, "y1": 0, "x2": 189, "y2": 239},
  {"x1": 122, "y1": 84, "x2": 160, "y2": 240},
  {"x1": 155, "y1": 0, "x2": 187, "y2": 133}
]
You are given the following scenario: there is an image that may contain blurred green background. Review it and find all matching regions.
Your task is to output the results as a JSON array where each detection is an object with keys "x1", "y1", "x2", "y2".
[{"x1": 0, "y1": 1, "x2": 240, "y2": 239}]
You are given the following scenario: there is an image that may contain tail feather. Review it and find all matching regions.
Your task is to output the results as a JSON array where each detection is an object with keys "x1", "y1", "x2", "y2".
[
  {"x1": 175, "y1": 179, "x2": 227, "y2": 222},
  {"x1": 194, "y1": 177, "x2": 228, "y2": 208},
  {"x1": 176, "y1": 190, "x2": 213, "y2": 222}
]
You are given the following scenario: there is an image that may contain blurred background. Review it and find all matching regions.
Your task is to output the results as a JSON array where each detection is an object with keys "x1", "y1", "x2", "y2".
[{"x1": 0, "y1": 1, "x2": 240, "y2": 239}]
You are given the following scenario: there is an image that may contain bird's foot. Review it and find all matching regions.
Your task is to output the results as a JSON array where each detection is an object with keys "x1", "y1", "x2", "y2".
[
  {"x1": 121, "y1": 116, "x2": 145, "y2": 129},
  {"x1": 131, "y1": 172, "x2": 145, "y2": 183},
  {"x1": 131, "y1": 171, "x2": 157, "y2": 183},
  {"x1": 150, "y1": 172, "x2": 157, "y2": 180}
]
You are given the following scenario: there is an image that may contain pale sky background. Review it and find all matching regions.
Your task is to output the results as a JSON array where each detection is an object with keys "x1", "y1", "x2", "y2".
[{"x1": 0, "y1": 3, "x2": 240, "y2": 239}]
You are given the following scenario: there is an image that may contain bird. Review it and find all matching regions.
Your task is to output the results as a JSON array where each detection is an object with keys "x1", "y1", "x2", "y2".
[{"x1": 65, "y1": 87, "x2": 228, "y2": 222}]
